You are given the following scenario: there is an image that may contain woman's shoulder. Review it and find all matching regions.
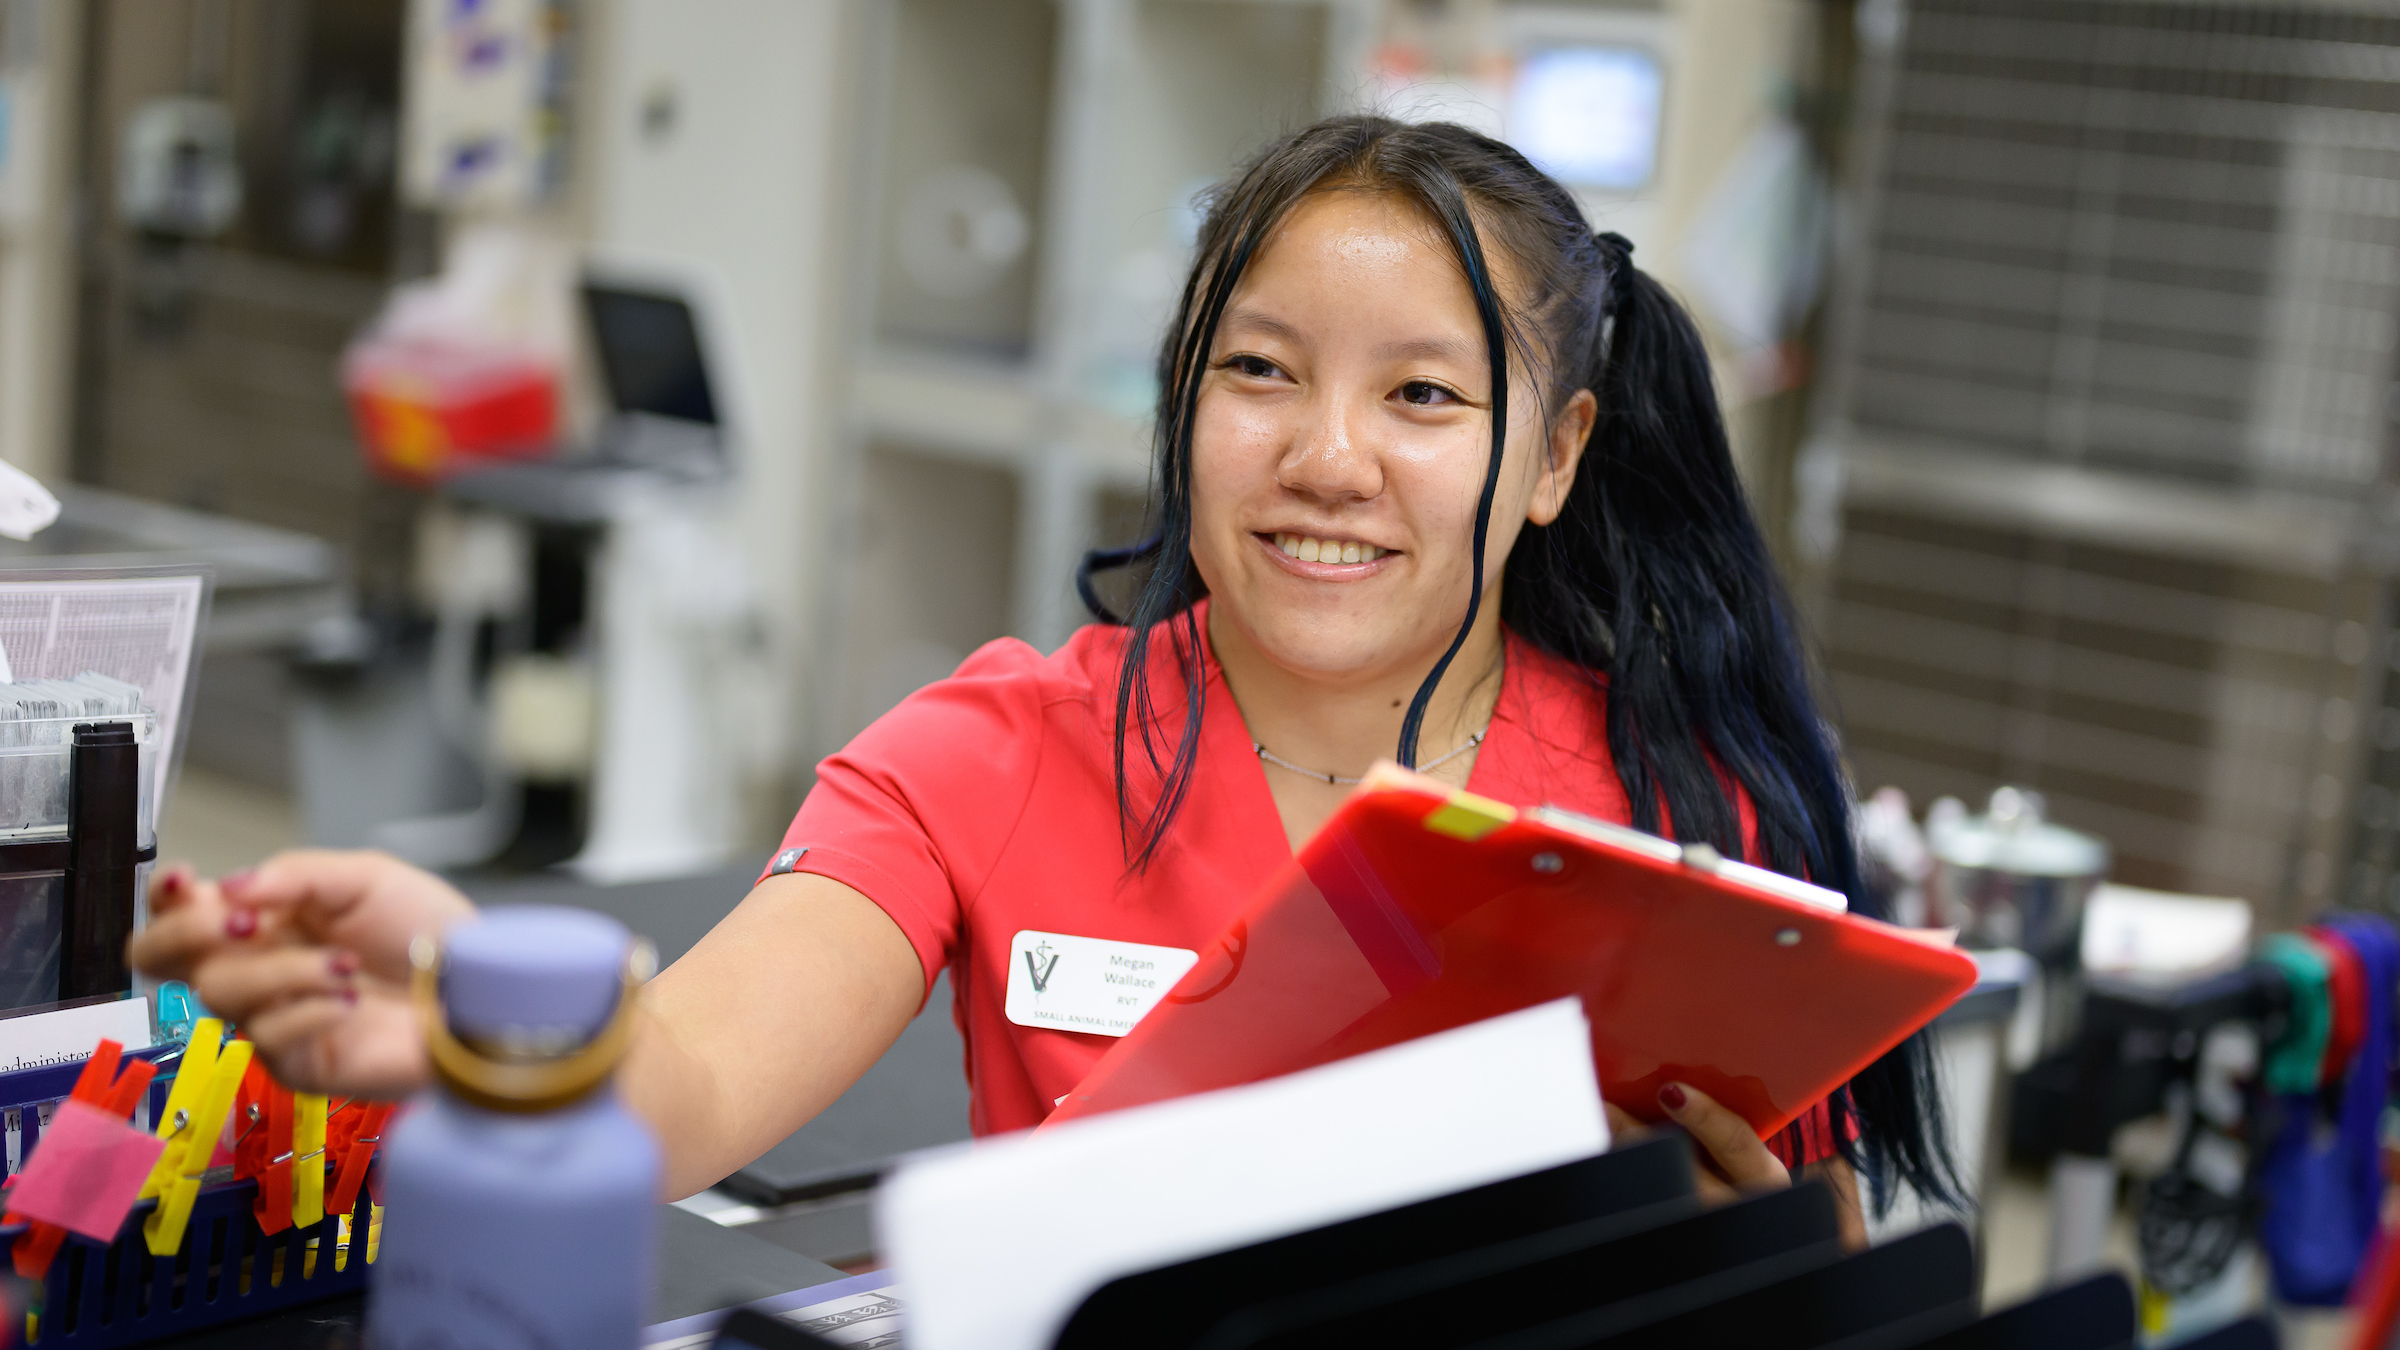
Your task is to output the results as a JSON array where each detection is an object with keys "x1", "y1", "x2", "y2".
[
  {"x1": 1477, "y1": 632, "x2": 1629, "y2": 822},
  {"x1": 941, "y1": 624, "x2": 1133, "y2": 702},
  {"x1": 1495, "y1": 632, "x2": 1613, "y2": 758},
  {"x1": 1487, "y1": 630, "x2": 1765, "y2": 851},
  {"x1": 855, "y1": 623, "x2": 1132, "y2": 749}
]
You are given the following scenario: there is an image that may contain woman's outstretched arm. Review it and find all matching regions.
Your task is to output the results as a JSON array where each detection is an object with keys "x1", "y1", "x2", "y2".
[
  {"x1": 130, "y1": 854, "x2": 925, "y2": 1199},
  {"x1": 627, "y1": 872, "x2": 923, "y2": 1196}
]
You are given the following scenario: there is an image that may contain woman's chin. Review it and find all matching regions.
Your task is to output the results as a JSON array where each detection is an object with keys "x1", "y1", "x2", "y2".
[{"x1": 1239, "y1": 623, "x2": 1433, "y2": 686}]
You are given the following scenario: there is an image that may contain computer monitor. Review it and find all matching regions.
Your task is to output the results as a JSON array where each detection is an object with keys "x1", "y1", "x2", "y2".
[
  {"x1": 1509, "y1": 44, "x2": 1665, "y2": 192},
  {"x1": 581, "y1": 283, "x2": 720, "y2": 427}
]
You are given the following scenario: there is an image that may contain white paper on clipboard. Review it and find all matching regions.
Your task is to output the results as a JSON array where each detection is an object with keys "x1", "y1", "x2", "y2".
[{"x1": 0, "y1": 574, "x2": 205, "y2": 821}]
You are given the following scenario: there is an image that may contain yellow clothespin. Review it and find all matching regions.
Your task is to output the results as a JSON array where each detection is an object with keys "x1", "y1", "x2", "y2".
[
  {"x1": 139, "y1": 1018, "x2": 224, "y2": 1202},
  {"x1": 144, "y1": 1039, "x2": 253, "y2": 1256},
  {"x1": 291, "y1": 1093, "x2": 327, "y2": 1228}
]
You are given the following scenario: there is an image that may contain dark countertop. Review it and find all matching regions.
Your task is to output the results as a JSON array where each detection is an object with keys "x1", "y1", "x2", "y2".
[{"x1": 150, "y1": 1204, "x2": 845, "y2": 1348}]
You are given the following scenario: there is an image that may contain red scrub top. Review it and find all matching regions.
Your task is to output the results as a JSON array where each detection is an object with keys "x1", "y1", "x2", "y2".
[{"x1": 772, "y1": 602, "x2": 1844, "y2": 1167}]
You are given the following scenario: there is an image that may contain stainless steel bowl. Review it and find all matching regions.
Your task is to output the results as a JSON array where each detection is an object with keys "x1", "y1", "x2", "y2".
[{"x1": 1926, "y1": 787, "x2": 2109, "y2": 966}]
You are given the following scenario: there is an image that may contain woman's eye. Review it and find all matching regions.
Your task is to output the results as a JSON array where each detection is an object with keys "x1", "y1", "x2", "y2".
[
  {"x1": 1226, "y1": 354, "x2": 1283, "y2": 379},
  {"x1": 1399, "y1": 380, "x2": 1459, "y2": 407}
]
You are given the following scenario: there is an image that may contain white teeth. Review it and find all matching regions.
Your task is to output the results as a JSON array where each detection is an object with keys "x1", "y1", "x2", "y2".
[{"x1": 1273, "y1": 534, "x2": 1385, "y2": 564}]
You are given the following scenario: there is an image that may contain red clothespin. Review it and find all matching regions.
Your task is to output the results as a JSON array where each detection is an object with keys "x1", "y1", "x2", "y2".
[
  {"x1": 250, "y1": 1079, "x2": 296, "y2": 1236},
  {"x1": 232, "y1": 1059, "x2": 272, "y2": 1180},
  {"x1": 6, "y1": 1039, "x2": 158, "y2": 1281},
  {"x1": 325, "y1": 1102, "x2": 392, "y2": 1222},
  {"x1": 101, "y1": 1058, "x2": 159, "y2": 1118}
]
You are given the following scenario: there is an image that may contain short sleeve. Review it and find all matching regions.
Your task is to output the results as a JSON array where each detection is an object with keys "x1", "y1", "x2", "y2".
[{"x1": 764, "y1": 638, "x2": 1050, "y2": 997}]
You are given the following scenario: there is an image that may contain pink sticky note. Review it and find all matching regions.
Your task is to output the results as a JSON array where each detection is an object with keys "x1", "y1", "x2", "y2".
[{"x1": 7, "y1": 1100, "x2": 167, "y2": 1242}]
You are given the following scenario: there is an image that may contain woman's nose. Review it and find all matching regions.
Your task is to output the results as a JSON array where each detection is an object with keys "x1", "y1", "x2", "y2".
[{"x1": 1276, "y1": 391, "x2": 1383, "y2": 503}]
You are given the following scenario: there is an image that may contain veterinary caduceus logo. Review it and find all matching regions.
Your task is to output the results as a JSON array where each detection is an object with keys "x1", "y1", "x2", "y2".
[{"x1": 1024, "y1": 940, "x2": 1059, "y2": 997}]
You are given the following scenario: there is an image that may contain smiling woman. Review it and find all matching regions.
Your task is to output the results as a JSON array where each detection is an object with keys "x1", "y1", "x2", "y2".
[
  {"x1": 1081, "y1": 118, "x2": 1958, "y2": 1220},
  {"x1": 131, "y1": 116, "x2": 1951, "y2": 1248}
]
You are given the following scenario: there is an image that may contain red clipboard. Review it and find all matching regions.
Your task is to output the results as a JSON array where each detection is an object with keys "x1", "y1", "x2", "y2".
[{"x1": 1050, "y1": 764, "x2": 1977, "y2": 1138}]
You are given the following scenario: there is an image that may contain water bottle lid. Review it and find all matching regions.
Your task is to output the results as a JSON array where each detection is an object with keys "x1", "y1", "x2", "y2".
[{"x1": 441, "y1": 906, "x2": 632, "y2": 1056}]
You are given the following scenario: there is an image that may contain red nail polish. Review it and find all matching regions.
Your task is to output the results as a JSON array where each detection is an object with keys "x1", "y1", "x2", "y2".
[
  {"x1": 341, "y1": 987, "x2": 359, "y2": 1006},
  {"x1": 1658, "y1": 1083, "x2": 1687, "y2": 1111},
  {"x1": 329, "y1": 950, "x2": 362, "y2": 977},
  {"x1": 222, "y1": 868, "x2": 257, "y2": 897},
  {"x1": 161, "y1": 868, "x2": 188, "y2": 896},
  {"x1": 225, "y1": 909, "x2": 257, "y2": 938}
]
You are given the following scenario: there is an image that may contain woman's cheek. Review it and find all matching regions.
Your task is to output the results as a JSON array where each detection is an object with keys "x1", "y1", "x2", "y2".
[
  {"x1": 1189, "y1": 408, "x2": 1286, "y2": 539},
  {"x1": 1195, "y1": 400, "x2": 1288, "y2": 479},
  {"x1": 1381, "y1": 426, "x2": 1490, "y2": 540}
]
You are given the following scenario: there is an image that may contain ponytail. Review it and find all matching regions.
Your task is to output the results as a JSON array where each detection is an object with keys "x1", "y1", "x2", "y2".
[{"x1": 1507, "y1": 242, "x2": 1962, "y2": 1211}]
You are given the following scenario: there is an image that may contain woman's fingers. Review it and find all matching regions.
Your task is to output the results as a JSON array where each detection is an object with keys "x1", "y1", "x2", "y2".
[
  {"x1": 223, "y1": 850, "x2": 475, "y2": 981},
  {"x1": 1690, "y1": 1165, "x2": 1740, "y2": 1206},
  {"x1": 128, "y1": 876, "x2": 250, "y2": 981},
  {"x1": 147, "y1": 864, "x2": 198, "y2": 916},
  {"x1": 135, "y1": 851, "x2": 474, "y2": 990},
  {"x1": 1605, "y1": 1102, "x2": 1645, "y2": 1141},
  {"x1": 127, "y1": 852, "x2": 455, "y2": 1103},
  {"x1": 238, "y1": 987, "x2": 427, "y2": 1098},
  {"x1": 189, "y1": 946, "x2": 359, "y2": 1024},
  {"x1": 1658, "y1": 1081, "x2": 1789, "y2": 1193}
]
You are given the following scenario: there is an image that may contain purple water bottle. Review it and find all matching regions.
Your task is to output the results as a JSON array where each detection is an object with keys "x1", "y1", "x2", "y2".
[{"x1": 372, "y1": 906, "x2": 663, "y2": 1347}]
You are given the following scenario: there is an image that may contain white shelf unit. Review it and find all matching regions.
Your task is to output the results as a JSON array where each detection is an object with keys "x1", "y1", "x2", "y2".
[
  {"x1": 836, "y1": 441, "x2": 1024, "y2": 739},
  {"x1": 824, "y1": 0, "x2": 1375, "y2": 748}
]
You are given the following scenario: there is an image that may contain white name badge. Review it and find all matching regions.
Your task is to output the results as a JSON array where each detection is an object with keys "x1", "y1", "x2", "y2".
[{"x1": 1004, "y1": 930, "x2": 1200, "y2": 1038}]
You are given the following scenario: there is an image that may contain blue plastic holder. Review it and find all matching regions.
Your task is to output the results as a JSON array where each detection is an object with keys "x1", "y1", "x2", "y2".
[
  {"x1": 1, "y1": 1044, "x2": 180, "y2": 1171},
  {"x1": 0, "y1": 1042, "x2": 378, "y2": 1346}
]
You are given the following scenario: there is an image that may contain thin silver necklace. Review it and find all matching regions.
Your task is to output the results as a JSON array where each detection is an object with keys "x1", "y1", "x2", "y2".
[{"x1": 1253, "y1": 727, "x2": 1487, "y2": 786}]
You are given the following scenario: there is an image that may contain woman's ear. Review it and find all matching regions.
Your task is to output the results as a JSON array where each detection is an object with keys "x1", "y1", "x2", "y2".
[{"x1": 1528, "y1": 388, "x2": 1597, "y2": 526}]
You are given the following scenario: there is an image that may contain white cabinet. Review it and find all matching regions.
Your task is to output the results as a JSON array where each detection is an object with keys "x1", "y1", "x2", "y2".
[{"x1": 826, "y1": 0, "x2": 1373, "y2": 753}]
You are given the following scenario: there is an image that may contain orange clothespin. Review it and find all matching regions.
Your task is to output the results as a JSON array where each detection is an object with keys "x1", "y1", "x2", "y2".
[
  {"x1": 250, "y1": 1079, "x2": 295, "y2": 1236},
  {"x1": 99, "y1": 1057, "x2": 159, "y2": 1119},
  {"x1": 232, "y1": 1059, "x2": 272, "y2": 1180},
  {"x1": 324, "y1": 1102, "x2": 392, "y2": 1222},
  {"x1": 5, "y1": 1039, "x2": 159, "y2": 1280}
]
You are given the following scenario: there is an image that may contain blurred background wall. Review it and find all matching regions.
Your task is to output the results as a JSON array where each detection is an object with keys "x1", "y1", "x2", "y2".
[
  {"x1": 1801, "y1": 1, "x2": 2400, "y2": 929},
  {"x1": 0, "y1": 0, "x2": 2389, "y2": 941},
  {"x1": 0, "y1": 0, "x2": 1829, "y2": 882}
]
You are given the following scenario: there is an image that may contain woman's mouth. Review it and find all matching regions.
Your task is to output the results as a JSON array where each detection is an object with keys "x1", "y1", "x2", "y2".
[
  {"x1": 1257, "y1": 531, "x2": 1396, "y2": 579},
  {"x1": 1269, "y1": 532, "x2": 1388, "y2": 564}
]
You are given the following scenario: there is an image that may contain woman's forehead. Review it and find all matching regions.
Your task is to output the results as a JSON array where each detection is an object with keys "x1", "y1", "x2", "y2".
[
  {"x1": 1232, "y1": 186, "x2": 1535, "y2": 334},
  {"x1": 1231, "y1": 189, "x2": 1485, "y2": 336}
]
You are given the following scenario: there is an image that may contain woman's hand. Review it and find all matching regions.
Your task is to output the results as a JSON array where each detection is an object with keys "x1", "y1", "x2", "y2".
[
  {"x1": 130, "y1": 851, "x2": 477, "y2": 1098},
  {"x1": 1608, "y1": 1083, "x2": 1868, "y2": 1249},
  {"x1": 1606, "y1": 1081, "x2": 1790, "y2": 1203}
]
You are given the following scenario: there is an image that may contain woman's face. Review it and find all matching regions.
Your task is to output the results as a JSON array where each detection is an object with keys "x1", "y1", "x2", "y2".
[{"x1": 1188, "y1": 188, "x2": 1593, "y2": 686}]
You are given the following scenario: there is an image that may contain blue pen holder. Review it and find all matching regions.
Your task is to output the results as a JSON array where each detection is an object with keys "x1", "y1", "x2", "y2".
[{"x1": 0, "y1": 1045, "x2": 379, "y2": 1347}]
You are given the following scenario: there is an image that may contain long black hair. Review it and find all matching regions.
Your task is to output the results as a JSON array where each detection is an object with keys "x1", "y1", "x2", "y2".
[{"x1": 1077, "y1": 115, "x2": 1959, "y2": 1213}]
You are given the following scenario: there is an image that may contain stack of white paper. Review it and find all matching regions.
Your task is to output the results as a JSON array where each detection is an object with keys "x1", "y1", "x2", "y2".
[
  {"x1": 877, "y1": 997, "x2": 1610, "y2": 1350},
  {"x1": 0, "y1": 574, "x2": 203, "y2": 818}
]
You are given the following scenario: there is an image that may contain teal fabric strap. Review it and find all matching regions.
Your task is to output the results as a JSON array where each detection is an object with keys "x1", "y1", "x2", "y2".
[{"x1": 2259, "y1": 932, "x2": 2333, "y2": 1094}]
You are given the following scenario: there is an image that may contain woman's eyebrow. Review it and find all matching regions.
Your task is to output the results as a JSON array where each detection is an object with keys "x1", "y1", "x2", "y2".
[
  {"x1": 1377, "y1": 335, "x2": 1478, "y2": 364},
  {"x1": 1219, "y1": 308, "x2": 1307, "y2": 346}
]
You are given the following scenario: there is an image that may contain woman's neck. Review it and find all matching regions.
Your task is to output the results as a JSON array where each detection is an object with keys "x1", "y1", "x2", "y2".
[{"x1": 1207, "y1": 595, "x2": 1508, "y2": 793}]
